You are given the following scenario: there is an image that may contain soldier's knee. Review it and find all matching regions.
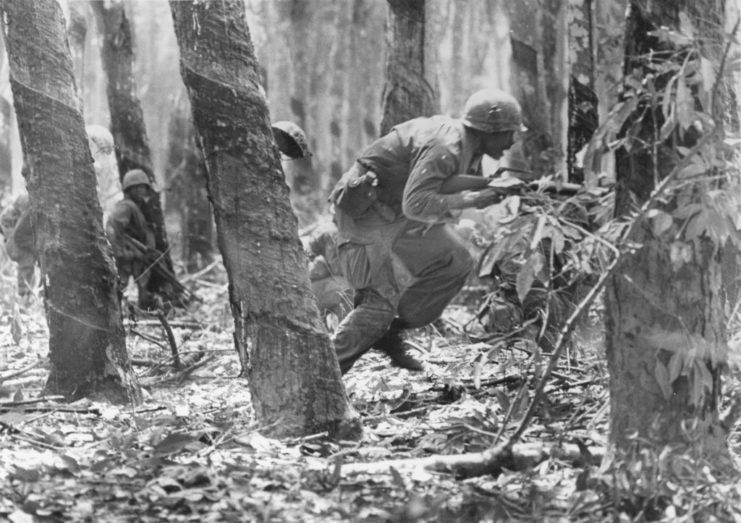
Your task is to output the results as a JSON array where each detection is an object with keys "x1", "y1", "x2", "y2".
[{"x1": 451, "y1": 245, "x2": 474, "y2": 278}]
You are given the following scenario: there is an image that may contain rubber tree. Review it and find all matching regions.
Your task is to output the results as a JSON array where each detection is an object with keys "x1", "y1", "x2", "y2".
[
  {"x1": 379, "y1": 0, "x2": 439, "y2": 135},
  {"x1": 164, "y1": 90, "x2": 213, "y2": 271},
  {"x1": 606, "y1": 0, "x2": 733, "y2": 462},
  {"x1": 0, "y1": 0, "x2": 140, "y2": 403},
  {"x1": 90, "y1": 0, "x2": 177, "y2": 297},
  {"x1": 170, "y1": 0, "x2": 357, "y2": 437}
]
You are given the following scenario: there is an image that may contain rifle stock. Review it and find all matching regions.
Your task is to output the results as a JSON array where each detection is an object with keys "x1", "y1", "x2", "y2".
[{"x1": 122, "y1": 234, "x2": 201, "y2": 303}]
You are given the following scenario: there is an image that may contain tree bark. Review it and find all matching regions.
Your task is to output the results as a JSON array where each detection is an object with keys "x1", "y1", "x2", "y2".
[
  {"x1": 0, "y1": 0, "x2": 140, "y2": 404},
  {"x1": 90, "y1": 0, "x2": 176, "y2": 296},
  {"x1": 606, "y1": 0, "x2": 729, "y2": 460},
  {"x1": 505, "y1": 0, "x2": 569, "y2": 178},
  {"x1": 379, "y1": 0, "x2": 439, "y2": 136},
  {"x1": 170, "y1": 0, "x2": 357, "y2": 437},
  {"x1": 164, "y1": 91, "x2": 213, "y2": 271},
  {"x1": 66, "y1": 1, "x2": 88, "y2": 99}
]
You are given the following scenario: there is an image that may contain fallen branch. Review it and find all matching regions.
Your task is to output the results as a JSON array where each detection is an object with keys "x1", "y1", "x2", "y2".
[
  {"x1": 180, "y1": 259, "x2": 221, "y2": 283},
  {"x1": 0, "y1": 395, "x2": 65, "y2": 407},
  {"x1": 128, "y1": 320, "x2": 204, "y2": 330},
  {"x1": 339, "y1": 442, "x2": 603, "y2": 478},
  {"x1": 0, "y1": 360, "x2": 42, "y2": 382},
  {"x1": 157, "y1": 311, "x2": 181, "y2": 369}
]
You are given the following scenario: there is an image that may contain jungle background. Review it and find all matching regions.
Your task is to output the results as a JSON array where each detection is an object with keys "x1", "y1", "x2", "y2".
[{"x1": 0, "y1": 0, "x2": 740, "y2": 521}]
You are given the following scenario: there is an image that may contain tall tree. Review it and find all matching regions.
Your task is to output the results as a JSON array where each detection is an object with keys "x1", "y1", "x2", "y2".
[
  {"x1": 379, "y1": 0, "x2": 439, "y2": 135},
  {"x1": 90, "y1": 0, "x2": 176, "y2": 298},
  {"x1": 606, "y1": 0, "x2": 733, "y2": 460},
  {"x1": 66, "y1": 1, "x2": 88, "y2": 99},
  {"x1": 505, "y1": 0, "x2": 569, "y2": 178},
  {"x1": 164, "y1": 91, "x2": 213, "y2": 271},
  {"x1": 0, "y1": 0, "x2": 140, "y2": 403},
  {"x1": 170, "y1": 0, "x2": 357, "y2": 437}
]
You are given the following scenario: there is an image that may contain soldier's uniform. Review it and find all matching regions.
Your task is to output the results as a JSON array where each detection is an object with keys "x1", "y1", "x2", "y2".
[
  {"x1": 329, "y1": 89, "x2": 525, "y2": 374},
  {"x1": 304, "y1": 221, "x2": 352, "y2": 321},
  {"x1": 0, "y1": 194, "x2": 36, "y2": 296},
  {"x1": 106, "y1": 170, "x2": 157, "y2": 308}
]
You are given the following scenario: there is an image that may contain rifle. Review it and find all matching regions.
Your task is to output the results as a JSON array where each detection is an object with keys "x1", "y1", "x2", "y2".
[
  {"x1": 122, "y1": 234, "x2": 201, "y2": 303},
  {"x1": 439, "y1": 167, "x2": 585, "y2": 196}
]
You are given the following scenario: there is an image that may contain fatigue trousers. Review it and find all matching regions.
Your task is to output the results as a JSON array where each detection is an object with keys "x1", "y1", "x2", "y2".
[
  {"x1": 116, "y1": 257, "x2": 154, "y2": 309},
  {"x1": 332, "y1": 223, "x2": 473, "y2": 373}
]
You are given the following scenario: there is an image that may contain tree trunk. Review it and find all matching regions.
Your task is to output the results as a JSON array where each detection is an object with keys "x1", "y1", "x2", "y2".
[
  {"x1": 66, "y1": 1, "x2": 88, "y2": 99},
  {"x1": 90, "y1": 0, "x2": 176, "y2": 296},
  {"x1": 606, "y1": 0, "x2": 729, "y2": 460},
  {"x1": 170, "y1": 0, "x2": 357, "y2": 438},
  {"x1": 164, "y1": 91, "x2": 213, "y2": 271},
  {"x1": 379, "y1": 0, "x2": 439, "y2": 136},
  {"x1": 505, "y1": 0, "x2": 569, "y2": 178},
  {"x1": 0, "y1": 0, "x2": 140, "y2": 404}
]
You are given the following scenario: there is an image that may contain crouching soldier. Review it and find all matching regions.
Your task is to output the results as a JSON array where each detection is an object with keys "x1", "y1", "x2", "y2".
[
  {"x1": 0, "y1": 193, "x2": 36, "y2": 297},
  {"x1": 329, "y1": 88, "x2": 526, "y2": 374},
  {"x1": 105, "y1": 169, "x2": 157, "y2": 309}
]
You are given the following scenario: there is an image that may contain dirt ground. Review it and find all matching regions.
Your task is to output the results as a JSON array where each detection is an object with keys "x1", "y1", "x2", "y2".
[{"x1": 1, "y1": 258, "x2": 740, "y2": 522}]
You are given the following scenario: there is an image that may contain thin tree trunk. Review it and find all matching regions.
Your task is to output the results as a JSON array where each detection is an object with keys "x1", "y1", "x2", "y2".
[
  {"x1": 170, "y1": 0, "x2": 357, "y2": 438},
  {"x1": 164, "y1": 91, "x2": 213, "y2": 271},
  {"x1": 0, "y1": 0, "x2": 140, "y2": 404},
  {"x1": 379, "y1": 0, "x2": 439, "y2": 135},
  {"x1": 90, "y1": 0, "x2": 176, "y2": 294},
  {"x1": 505, "y1": 0, "x2": 568, "y2": 178},
  {"x1": 66, "y1": 1, "x2": 88, "y2": 99},
  {"x1": 606, "y1": 0, "x2": 729, "y2": 460}
]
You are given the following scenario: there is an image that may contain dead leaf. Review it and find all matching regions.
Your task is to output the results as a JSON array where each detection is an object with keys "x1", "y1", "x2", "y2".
[{"x1": 153, "y1": 432, "x2": 200, "y2": 455}]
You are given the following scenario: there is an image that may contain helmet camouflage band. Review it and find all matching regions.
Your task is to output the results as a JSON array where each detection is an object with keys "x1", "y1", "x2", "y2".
[
  {"x1": 122, "y1": 169, "x2": 152, "y2": 191},
  {"x1": 271, "y1": 121, "x2": 312, "y2": 159},
  {"x1": 462, "y1": 89, "x2": 526, "y2": 133}
]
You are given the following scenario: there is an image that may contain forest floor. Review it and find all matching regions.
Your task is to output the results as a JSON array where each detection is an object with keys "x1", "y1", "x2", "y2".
[{"x1": 1, "y1": 258, "x2": 741, "y2": 523}]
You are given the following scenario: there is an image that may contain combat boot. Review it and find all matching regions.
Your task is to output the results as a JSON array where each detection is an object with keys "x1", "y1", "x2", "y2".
[{"x1": 374, "y1": 327, "x2": 424, "y2": 371}]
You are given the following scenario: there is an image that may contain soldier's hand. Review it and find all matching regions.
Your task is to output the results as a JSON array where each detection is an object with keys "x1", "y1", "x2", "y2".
[{"x1": 468, "y1": 188, "x2": 506, "y2": 209}]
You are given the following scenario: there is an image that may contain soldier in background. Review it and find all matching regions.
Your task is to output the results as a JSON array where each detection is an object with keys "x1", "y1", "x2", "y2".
[
  {"x1": 329, "y1": 88, "x2": 526, "y2": 374},
  {"x1": 105, "y1": 169, "x2": 157, "y2": 309},
  {"x1": 0, "y1": 192, "x2": 36, "y2": 297}
]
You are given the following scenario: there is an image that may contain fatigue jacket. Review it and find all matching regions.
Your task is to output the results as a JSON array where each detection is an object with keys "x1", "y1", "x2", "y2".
[
  {"x1": 106, "y1": 198, "x2": 155, "y2": 260},
  {"x1": 332, "y1": 116, "x2": 481, "y2": 241},
  {"x1": 329, "y1": 116, "x2": 481, "y2": 302},
  {"x1": 0, "y1": 194, "x2": 34, "y2": 262}
]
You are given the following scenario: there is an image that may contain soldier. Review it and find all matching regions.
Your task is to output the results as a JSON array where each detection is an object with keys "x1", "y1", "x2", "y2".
[
  {"x1": 304, "y1": 220, "x2": 352, "y2": 323},
  {"x1": 329, "y1": 88, "x2": 526, "y2": 374},
  {"x1": 105, "y1": 169, "x2": 157, "y2": 309},
  {"x1": 0, "y1": 193, "x2": 36, "y2": 297},
  {"x1": 272, "y1": 120, "x2": 320, "y2": 229}
]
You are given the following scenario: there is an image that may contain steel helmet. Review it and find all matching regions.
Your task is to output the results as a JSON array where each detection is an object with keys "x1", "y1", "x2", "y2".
[
  {"x1": 462, "y1": 89, "x2": 526, "y2": 133},
  {"x1": 271, "y1": 121, "x2": 312, "y2": 159},
  {"x1": 122, "y1": 169, "x2": 151, "y2": 191}
]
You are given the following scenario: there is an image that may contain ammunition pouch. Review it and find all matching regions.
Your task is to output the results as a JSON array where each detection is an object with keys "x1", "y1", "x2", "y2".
[{"x1": 330, "y1": 163, "x2": 380, "y2": 218}]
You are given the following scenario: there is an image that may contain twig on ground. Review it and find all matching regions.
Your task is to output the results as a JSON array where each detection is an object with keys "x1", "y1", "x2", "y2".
[
  {"x1": 0, "y1": 360, "x2": 42, "y2": 382},
  {"x1": 129, "y1": 320, "x2": 204, "y2": 330},
  {"x1": 0, "y1": 395, "x2": 65, "y2": 407},
  {"x1": 180, "y1": 259, "x2": 221, "y2": 283},
  {"x1": 157, "y1": 311, "x2": 181, "y2": 369},
  {"x1": 129, "y1": 329, "x2": 169, "y2": 352}
]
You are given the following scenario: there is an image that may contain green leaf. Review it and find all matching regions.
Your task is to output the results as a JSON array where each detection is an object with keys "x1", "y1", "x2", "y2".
[
  {"x1": 654, "y1": 360, "x2": 673, "y2": 401},
  {"x1": 649, "y1": 210, "x2": 673, "y2": 236},
  {"x1": 676, "y1": 78, "x2": 695, "y2": 130},
  {"x1": 153, "y1": 432, "x2": 199, "y2": 455},
  {"x1": 668, "y1": 351, "x2": 684, "y2": 382},
  {"x1": 530, "y1": 215, "x2": 546, "y2": 250},
  {"x1": 516, "y1": 258, "x2": 536, "y2": 304}
]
